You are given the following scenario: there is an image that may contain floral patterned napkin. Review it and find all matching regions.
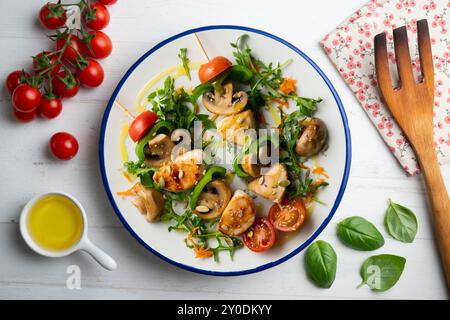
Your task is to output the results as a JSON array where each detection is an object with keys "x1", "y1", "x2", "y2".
[{"x1": 321, "y1": 0, "x2": 450, "y2": 175}]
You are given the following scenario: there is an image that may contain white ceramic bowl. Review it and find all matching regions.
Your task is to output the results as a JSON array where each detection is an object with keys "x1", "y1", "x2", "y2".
[{"x1": 99, "y1": 26, "x2": 351, "y2": 276}]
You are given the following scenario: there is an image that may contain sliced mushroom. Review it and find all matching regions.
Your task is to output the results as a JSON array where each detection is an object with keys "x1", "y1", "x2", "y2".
[
  {"x1": 131, "y1": 184, "x2": 165, "y2": 222},
  {"x1": 241, "y1": 153, "x2": 260, "y2": 177},
  {"x1": 219, "y1": 190, "x2": 256, "y2": 236},
  {"x1": 153, "y1": 149, "x2": 204, "y2": 192},
  {"x1": 217, "y1": 110, "x2": 256, "y2": 145},
  {"x1": 295, "y1": 118, "x2": 328, "y2": 157},
  {"x1": 144, "y1": 134, "x2": 175, "y2": 168},
  {"x1": 202, "y1": 83, "x2": 248, "y2": 115},
  {"x1": 248, "y1": 163, "x2": 288, "y2": 203},
  {"x1": 194, "y1": 180, "x2": 232, "y2": 220}
]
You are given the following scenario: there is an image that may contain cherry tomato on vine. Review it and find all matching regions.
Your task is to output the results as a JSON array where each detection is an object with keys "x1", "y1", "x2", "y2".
[
  {"x1": 39, "y1": 2, "x2": 67, "y2": 29},
  {"x1": 198, "y1": 56, "x2": 232, "y2": 83},
  {"x1": 99, "y1": 0, "x2": 118, "y2": 5},
  {"x1": 83, "y1": 30, "x2": 112, "y2": 59},
  {"x1": 5, "y1": 70, "x2": 29, "y2": 94},
  {"x1": 32, "y1": 51, "x2": 61, "y2": 76},
  {"x1": 50, "y1": 132, "x2": 79, "y2": 160},
  {"x1": 56, "y1": 34, "x2": 83, "y2": 63},
  {"x1": 76, "y1": 59, "x2": 104, "y2": 88},
  {"x1": 83, "y1": 3, "x2": 110, "y2": 30},
  {"x1": 243, "y1": 218, "x2": 276, "y2": 253},
  {"x1": 38, "y1": 95, "x2": 63, "y2": 119},
  {"x1": 52, "y1": 71, "x2": 80, "y2": 98},
  {"x1": 129, "y1": 111, "x2": 158, "y2": 142},
  {"x1": 268, "y1": 197, "x2": 306, "y2": 232},
  {"x1": 12, "y1": 84, "x2": 41, "y2": 113},
  {"x1": 13, "y1": 108, "x2": 37, "y2": 123}
]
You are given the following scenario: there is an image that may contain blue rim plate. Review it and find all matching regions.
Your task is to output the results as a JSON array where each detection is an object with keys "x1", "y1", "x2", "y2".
[{"x1": 99, "y1": 25, "x2": 352, "y2": 276}]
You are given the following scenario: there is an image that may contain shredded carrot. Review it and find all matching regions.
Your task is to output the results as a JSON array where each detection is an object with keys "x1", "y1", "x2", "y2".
[
  {"x1": 280, "y1": 78, "x2": 297, "y2": 95},
  {"x1": 187, "y1": 228, "x2": 213, "y2": 259},
  {"x1": 313, "y1": 179, "x2": 326, "y2": 188},
  {"x1": 312, "y1": 166, "x2": 330, "y2": 179},
  {"x1": 273, "y1": 98, "x2": 289, "y2": 108},
  {"x1": 122, "y1": 171, "x2": 135, "y2": 183},
  {"x1": 116, "y1": 183, "x2": 140, "y2": 196},
  {"x1": 176, "y1": 86, "x2": 184, "y2": 93}
]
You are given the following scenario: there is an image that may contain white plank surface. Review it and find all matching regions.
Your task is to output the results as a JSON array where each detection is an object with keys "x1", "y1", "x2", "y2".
[{"x1": 0, "y1": 0, "x2": 448, "y2": 300}]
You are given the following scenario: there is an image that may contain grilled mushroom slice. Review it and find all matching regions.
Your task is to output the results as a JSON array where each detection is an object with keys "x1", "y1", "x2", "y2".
[
  {"x1": 219, "y1": 190, "x2": 256, "y2": 236},
  {"x1": 131, "y1": 184, "x2": 165, "y2": 222},
  {"x1": 241, "y1": 153, "x2": 260, "y2": 178},
  {"x1": 202, "y1": 83, "x2": 248, "y2": 115},
  {"x1": 152, "y1": 150, "x2": 204, "y2": 192},
  {"x1": 295, "y1": 118, "x2": 328, "y2": 157},
  {"x1": 144, "y1": 134, "x2": 175, "y2": 168},
  {"x1": 193, "y1": 180, "x2": 232, "y2": 220},
  {"x1": 217, "y1": 110, "x2": 256, "y2": 145},
  {"x1": 248, "y1": 163, "x2": 288, "y2": 203}
]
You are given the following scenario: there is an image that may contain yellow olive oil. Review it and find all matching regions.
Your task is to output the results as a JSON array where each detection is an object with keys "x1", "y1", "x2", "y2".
[{"x1": 28, "y1": 195, "x2": 83, "y2": 251}]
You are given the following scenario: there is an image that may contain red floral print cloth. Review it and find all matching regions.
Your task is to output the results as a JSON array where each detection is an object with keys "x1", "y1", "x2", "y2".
[{"x1": 321, "y1": 0, "x2": 450, "y2": 175}]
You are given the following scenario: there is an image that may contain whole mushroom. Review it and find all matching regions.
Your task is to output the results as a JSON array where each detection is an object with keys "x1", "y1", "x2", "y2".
[
  {"x1": 144, "y1": 134, "x2": 175, "y2": 168},
  {"x1": 295, "y1": 118, "x2": 328, "y2": 158}
]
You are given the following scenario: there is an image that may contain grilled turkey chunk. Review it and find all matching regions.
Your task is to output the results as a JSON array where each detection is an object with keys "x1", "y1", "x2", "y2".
[
  {"x1": 217, "y1": 110, "x2": 256, "y2": 145},
  {"x1": 219, "y1": 190, "x2": 256, "y2": 236},
  {"x1": 248, "y1": 163, "x2": 288, "y2": 203},
  {"x1": 132, "y1": 184, "x2": 165, "y2": 222}
]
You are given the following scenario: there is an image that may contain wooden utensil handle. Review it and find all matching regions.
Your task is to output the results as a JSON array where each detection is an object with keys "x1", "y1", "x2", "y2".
[{"x1": 415, "y1": 145, "x2": 450, "y2": 287}]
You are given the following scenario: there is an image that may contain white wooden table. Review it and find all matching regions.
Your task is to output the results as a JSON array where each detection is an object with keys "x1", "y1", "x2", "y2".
[{"x1": 0, "y1": 0, "x2": 448, "y2": 300}]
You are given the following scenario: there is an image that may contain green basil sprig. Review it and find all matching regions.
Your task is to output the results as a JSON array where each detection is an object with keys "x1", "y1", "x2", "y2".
[
  {"x1": 305, "y1": 240, "x2": 337, "y2": 288},
  {"x1": 359, "y1": 254, "x2": 406, "y2": 292},
  {"x1": 337, "y1": 216, "x2": 384, "y2": 251},
  {"x1": 385, "y1": 200, "x2": 418, "y2": 243}
]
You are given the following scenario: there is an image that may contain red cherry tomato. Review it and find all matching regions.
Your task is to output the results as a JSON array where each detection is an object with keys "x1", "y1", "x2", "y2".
[
  {"x1": 39, "y1": 3, "x2": 67, "y2": 29},
  {"x1": 268, "y1": 197, "x2": 306, "y2": 232},
  {"x1": 243, "y1": 218, "x2": 276, "y2": 253},
  {"x1": 38, "y1": 95, "x2": 63, "y2": 119},
  {"x1": 12, "y1": 84, "x2": 41, "y2": 113},
  {"x1": 56, "y1": 34, "x2": 83, "y2": 63},
  {"x1": 83, "y1": 3, "x2": 110, "y2": 30},
  {"x1": 50, "y1": 132, "x2": 79, "y2": 160},
  {"x1": 129, "y1": 111, "x2": 158, "y2": 142},
  {"x1": 5, "y1": 70, "x2": 29, "y2": 94},
  {"x1": 99, "y1": 0, "x2": 118, "y2": 5},
  {"x1": 76, "y1": 59, "x2": 104, "y2": 88},
  {"x1": 13, "y1": 108, "x2": 37, "y2": 123},
  {"x1": 83, "y1": 31, "x2": 112, "y2": 59},
  {"x1": 198, "y1": 56, "x2": 232, "y2": 83},
  {"x1": 32, "y1": 51, "x2": 61, "y2": 76},
  {"x1": 52, "y1": 71, "x2": 80, "y2": 98}
]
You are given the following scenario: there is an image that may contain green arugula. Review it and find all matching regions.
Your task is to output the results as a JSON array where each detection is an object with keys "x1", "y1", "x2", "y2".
[{"x1": 178, "y1": 48, "x2": 191, "y2": 80}]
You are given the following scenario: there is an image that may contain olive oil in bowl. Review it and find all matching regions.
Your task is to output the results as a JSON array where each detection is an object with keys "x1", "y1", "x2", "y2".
[{"x1": 27, "y1": 194, "x2": 84, "y2": 251}]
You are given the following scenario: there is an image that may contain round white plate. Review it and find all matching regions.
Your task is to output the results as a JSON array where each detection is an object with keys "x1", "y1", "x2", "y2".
[{"x1": 100, "y1": 26, "x2": 351, "y2": 276}]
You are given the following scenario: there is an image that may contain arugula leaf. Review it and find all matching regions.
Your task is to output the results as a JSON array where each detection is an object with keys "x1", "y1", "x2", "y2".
[{"x1": 178, "y1": 48, "x2": 191, "y2": 80}]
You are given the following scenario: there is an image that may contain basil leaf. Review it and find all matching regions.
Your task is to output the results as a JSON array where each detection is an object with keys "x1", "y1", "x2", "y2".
[
  {"x1": 385, "y1": 200, "x2": 418, "y2": 243},
  {"x1": 359, "y1": 254, "x2": 406, "y2": 292},
  {"x1": 337, "y1": 216, "x2": 384, "y2": 251},
  {"x1": 305, "y1": 240, "x2": 337, "y2": 288}
]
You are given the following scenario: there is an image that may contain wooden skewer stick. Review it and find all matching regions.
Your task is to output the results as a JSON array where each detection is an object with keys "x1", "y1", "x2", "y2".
[
  {"x1": 114, "y1": 100, "x2": 136, "y2": 120},
  {"x1": 194, "y1": 33, "x2": 210, "y2": 62}
]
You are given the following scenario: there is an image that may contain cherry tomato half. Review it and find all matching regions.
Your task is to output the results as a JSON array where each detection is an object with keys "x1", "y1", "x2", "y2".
[
  {"x1": 83, "y1": 30, "x2": 112, "y2": 59},
  {"x1": 39, "y1": 3, "x2": 67, "y2": 29},
  {"x1": 52, "y1": 71, "x2": 80, "y2": 98},
  {"x1": 5, "y1": 70, "x2": 29, "y2": 94},
  {"x1": 99, "y1": 0, "x2": 118, "y2": 5},
  {"x1": 13, "y1": 108, "x2": 37, "y2": 123},
  {"x1": 32, "y1": 51, "x2": 61, "y2": 76},
  {"x1": 56, "y1": 34, "x2": 83, "y2": 63},
  {"x1": 76, "y1": 59, "x2": 104, "y2": 88},
  {"x1": 12, "y1": 84, "x2": 41, "y2": 113},
  {"x1": 243, "y1": 218, "x2": 276, "y2": 253},
  {"x1": 268, "y1": 197, "x2": 306, "y2": 232},
  {"x1": 129, "y1": 111, "x2": 158, "y2": 142},
  {"x1": 39, "y1": 95, "x2": 63, "y2": 119},
  {"x1": 83, "y1": 3, "x2": 110, "y2": 30},
  {"x1": 198, "y1": 56, "x2": 232, "y2": 83},
  {"x1": 50, "y1": 132, "x2": 79, "y2": 160}
]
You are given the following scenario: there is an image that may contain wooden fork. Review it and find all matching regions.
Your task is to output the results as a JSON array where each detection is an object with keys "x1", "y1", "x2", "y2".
[{"x1": 375, "y1": 19, "x2": 450, "y2": 288}]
